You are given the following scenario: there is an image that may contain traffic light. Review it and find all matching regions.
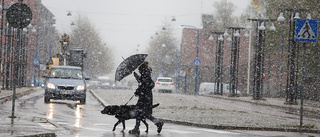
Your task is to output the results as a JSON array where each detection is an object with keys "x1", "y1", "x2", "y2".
[
  {"x1": 60, "y1": 33, "x2": 69, "y2": 44},
  {"x1": 63, "y1": 33, "x2": 69, "y2": 42}
]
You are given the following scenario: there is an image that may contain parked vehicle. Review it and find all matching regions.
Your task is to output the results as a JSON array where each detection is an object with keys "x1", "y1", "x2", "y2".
[
  {"x1": 43, "y1": 66, "x2": 90, "y2": 104},
  {"x1": 154, "y1": 77, "x2": 175, "y2": 93},
  {"x1": 87, "y1": 80, "x2": 101, "y2": 89},
  {"x1": 30, "y1": 78, "x2": 44, "y2": 87},
  {"x1": 199, "y1": 82, "x2": 215, "y2": 95},
  {"x1": 199, "y1": 82, "x2": 241, "y2": 95}
]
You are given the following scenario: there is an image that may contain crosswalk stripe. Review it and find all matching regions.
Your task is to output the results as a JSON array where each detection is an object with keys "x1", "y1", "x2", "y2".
[{"x1": 189, "y1": 128, "x2": 239, "y2": 134}]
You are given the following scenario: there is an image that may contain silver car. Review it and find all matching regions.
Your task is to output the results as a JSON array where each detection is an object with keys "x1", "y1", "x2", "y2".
[{"x1": 43, "y1": 66, "x2": 90, "y2": 104}]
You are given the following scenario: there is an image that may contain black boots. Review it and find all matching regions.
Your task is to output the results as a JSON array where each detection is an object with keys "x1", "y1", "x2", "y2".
[
  {"x1": 129, "y1": 121, "x2": 164, "y2": 134},
  {"x1": 155, "y1": 121, "x2": 164, "y2": 133},
  {"x1": 129, "y1": 126, "x2": 140, "y2": 134}
]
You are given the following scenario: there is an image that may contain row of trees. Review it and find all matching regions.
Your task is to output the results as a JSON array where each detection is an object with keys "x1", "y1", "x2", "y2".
[
  {"x1": 68, "y1": 16, "x2": 114, "y2": 78},
  {"x1": 146, "y1": 23, "x2": 178, "y2": 79}
]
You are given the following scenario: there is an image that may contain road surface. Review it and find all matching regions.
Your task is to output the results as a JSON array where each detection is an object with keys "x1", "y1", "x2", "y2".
[{"x1": 0, "y1": 88, "x2": 318, "y2": 137}]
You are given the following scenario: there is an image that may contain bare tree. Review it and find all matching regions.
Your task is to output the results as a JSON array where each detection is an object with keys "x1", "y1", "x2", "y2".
[
  {"x1": 146, "y1": 23, "x2": 179, "y2": 78},
  {"x1": 212, "y1": 0, "x2": 242, "y2": 29},
  {"x1": 69, "y1": 16, "x2": 114, "y2": 78}
]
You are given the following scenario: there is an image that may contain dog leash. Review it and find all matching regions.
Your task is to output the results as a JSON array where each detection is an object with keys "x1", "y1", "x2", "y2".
[{"x1": 124, "y1": 94, "x2": 135, "y2": 106}]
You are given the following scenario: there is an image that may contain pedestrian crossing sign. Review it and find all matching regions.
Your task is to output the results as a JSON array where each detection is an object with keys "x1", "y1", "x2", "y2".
[
  {"x1": 33, "y1": 58, "x2": 39, "y2": 66},
  {"x1": 194, "y1": 59, "x2": 201, "y2": 66},
  {"x1": 295, "y1": 19, "x2": 318, "y2": 42}
]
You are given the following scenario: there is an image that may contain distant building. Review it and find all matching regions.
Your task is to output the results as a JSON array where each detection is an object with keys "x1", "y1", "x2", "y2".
[
  {"x1": 180, "y1": 14, "x2": 252, "y2": 94},
  {"x1": 0, "y1": 0, "x2": 57, "y2": 88}
]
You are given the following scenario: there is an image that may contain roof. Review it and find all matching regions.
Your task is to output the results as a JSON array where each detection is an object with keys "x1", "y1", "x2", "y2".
[
  {"x1": 157, "y1": 77, "x2": 173, "y2": 79},
  {"x1": 51, "y1": 66, "x2": 81, "y2": 70}
]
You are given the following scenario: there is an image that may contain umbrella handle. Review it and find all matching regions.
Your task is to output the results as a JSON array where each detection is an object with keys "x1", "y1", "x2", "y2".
[{"x1": 124, "y1": 94, "x2": 135, "y2": 106}]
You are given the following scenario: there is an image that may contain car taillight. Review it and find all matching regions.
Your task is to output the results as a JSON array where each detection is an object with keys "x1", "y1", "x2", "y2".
[
  {"x1": 156, "y1": 82, "x2": 160, "y2": 84},
  {"x1": 170, "y1": 83, "x2": 174, "y2": 85}
]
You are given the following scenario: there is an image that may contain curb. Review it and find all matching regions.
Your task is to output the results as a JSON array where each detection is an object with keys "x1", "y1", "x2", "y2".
[
  {"x1": 159, "y1": 118, "x2": 320, "y2": 134},
  {"x1": 0, "y1": 88, "x2": 33, "y2": 104},
  {"x1": 0, "y1": 88, "x2": 57, "y2": 137},
  {"x1": 206, "y1": 95, "x2": 320, "y2": 118},
  {"x1": 90, "y1": 90, "x2": 108, "y2": 107},
  {"x1": 20, "y1": 133, "x2": 56, "y2": 137},
  {"x1": 90, "y1": 90, "x2": 320, "y2": 133}
]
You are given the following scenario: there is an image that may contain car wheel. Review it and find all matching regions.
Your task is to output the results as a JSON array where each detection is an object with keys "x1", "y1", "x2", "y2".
[
  {"x1": 80, "y1": 98, "x2": 86, "y2": 104},
  {"x1": 44, "y1": 97, "x2": 50, "y2": 103}
]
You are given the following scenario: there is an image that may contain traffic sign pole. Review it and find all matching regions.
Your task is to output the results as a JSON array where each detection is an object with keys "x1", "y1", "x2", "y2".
[{"x1": 7, "y1": 0, "x2": 32, "y2": 119}]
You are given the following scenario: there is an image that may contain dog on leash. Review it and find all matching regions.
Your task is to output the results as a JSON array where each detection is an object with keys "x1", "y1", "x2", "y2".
[{"x1": 101, "y1": 103, "x2": 159, "y2": 132}]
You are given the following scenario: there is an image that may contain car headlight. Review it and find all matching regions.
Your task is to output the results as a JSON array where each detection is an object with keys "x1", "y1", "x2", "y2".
[
  {"x1": 77, "y1": 85, "x2": 85, "y2": 91},
  {"x1": 47, "y1": 83, "x2": 55, "y2": 89}
]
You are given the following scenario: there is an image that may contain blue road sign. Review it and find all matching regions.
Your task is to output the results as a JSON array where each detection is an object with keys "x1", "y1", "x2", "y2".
[
  {"x1": 194, "y1": 59, "x2": 201, "y2": 66},
  {"x1": 295, "y1": 19, "x2": 318, "y2": 42},
  {"x1": 33, "y1": 58, "x2": 39, "y2": 66}
]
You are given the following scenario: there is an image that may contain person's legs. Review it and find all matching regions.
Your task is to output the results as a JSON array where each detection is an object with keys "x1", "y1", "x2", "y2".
[
  {"x1": 146, "y1": 115, "x2": 164, "y2": 133},
  {"x1": 129, "y1": 112, "x2": 142, "y2": 134}
]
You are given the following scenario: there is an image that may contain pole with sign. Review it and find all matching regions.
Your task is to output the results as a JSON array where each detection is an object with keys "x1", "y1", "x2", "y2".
[
  {"x1": 6, "y1": 0, "x2": 32, "y2": 118},
  {"x1": 295, "y1": 18, "x2": 318, "y2": 127}
]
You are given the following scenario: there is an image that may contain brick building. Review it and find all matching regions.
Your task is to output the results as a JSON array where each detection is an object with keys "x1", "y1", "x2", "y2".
[
  {"x1": 0, "y1": 0, "x2": 56, "y2": 88},
  {"x1": 180, "y1": 14, "x2": 252, "y2": 94}
]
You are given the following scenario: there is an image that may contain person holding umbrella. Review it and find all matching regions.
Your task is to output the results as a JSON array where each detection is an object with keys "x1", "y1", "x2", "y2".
[{"x1": 129, "y1": 61, "x2": 164, "y2": 134}]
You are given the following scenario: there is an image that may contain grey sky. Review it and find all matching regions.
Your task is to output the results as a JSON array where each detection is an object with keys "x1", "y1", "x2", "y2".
[{"x1": 42, "y1": 0, "x2": 251, "y2": 66}]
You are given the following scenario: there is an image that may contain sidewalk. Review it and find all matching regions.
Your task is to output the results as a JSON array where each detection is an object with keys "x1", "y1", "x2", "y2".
[
  {"x1": 91, "y1": 89, "x2": 320, "y2": 134},
  {"x1": 0, "y1": 87, "x2": 56, "y2": 137}
]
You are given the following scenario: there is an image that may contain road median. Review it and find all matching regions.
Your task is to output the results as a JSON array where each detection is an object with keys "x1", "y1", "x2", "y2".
[{"x1": 90, "y1": 89, "x2": 320, "y2": 133}]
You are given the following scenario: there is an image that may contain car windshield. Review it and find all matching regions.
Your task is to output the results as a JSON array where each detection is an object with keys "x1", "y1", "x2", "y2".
[
  {"x1": 49, "y1": 68, "x2": 83, "y2": 79},
  {"x1": 158, "y1": 79, "x2": 172, "y2": 82}
]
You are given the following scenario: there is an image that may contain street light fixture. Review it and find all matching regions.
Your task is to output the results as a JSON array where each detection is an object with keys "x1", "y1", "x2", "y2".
[
  {"x1": 208, "y1": 34, "x2": 214, "y2": 41},
  {"x1": 224, "y1": 29, "x2": 229, "y2": 37},
  {"x1": 224, "y1": 27, "x2": 245, "y2": 97},
  {"x1": 181, "y1": 25, "x2": 200, "y2": 95},
  {"x1": 247, "y1": 18, "x2": 276, "y2": 100},
  {"x1": 270, "y1": 23, "x2": 276, "y2": 31},
  {"x1": 244, "y1": 31, "x2": 249, "y2": 38},
  {"x1": 277, "y1": 12, "x2": 285, "y2": 22},
  {"x1": 210, "y1": 32, "x2": 224, "y2": 95},
  {"x1": 227, "y1": 36, "x2": 232, "y2": 42}
]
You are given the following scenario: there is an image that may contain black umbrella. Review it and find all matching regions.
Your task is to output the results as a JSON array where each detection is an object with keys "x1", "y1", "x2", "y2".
[{"x1": 115, "y1": 53, "x2": 148, "y2": 81}]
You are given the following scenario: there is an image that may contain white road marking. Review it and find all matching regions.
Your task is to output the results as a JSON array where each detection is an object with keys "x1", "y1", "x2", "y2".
[
  {"x1": 188, "y1": 128, "x2": 239, "y2": 134},
  {"x1": 168, "y1": 129, "x2": 196, "y2": 134},
  {"x1": 37, "y1": 123, "x2": 56, "y2": 130},
  {"x1": 93, "y1": 123, "x2": 111, "y2": 126}
]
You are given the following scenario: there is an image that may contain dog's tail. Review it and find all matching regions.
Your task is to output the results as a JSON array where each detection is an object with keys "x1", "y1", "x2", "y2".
[{"x1": 152, "y1": 103, "x2": 160, "y2": 108}]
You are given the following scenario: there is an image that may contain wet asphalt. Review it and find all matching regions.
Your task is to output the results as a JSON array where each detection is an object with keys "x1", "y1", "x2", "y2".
[{"x1": 0, "y1": 88, "x2": 319, "y2": 137}]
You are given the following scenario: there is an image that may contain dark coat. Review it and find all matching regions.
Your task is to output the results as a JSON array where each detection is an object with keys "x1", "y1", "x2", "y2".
[{"x1": 135, "y1": 67, "x2": 154, "y2": 115}]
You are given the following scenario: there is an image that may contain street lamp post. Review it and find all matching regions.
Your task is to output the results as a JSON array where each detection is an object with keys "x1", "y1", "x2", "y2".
[
  {"x1": 247, "y1": 18, "x2": 276, "y2": 100},
  {"x1": 277, "y1": 8, "x2": 310, "y2": 104},
  {"x1": 209, "y1": 32, "x2": 224, "y2": 95},
  {"x1": 33, "y1": 22, "x2": 55, "y2": 87},
  {"x1": 277, "y1": 8, "x2": 312, "y2": 126},
  {"x1": 181, "y1": 25, "x2": 200, "y2": 95},
  {"x1": 224, "y1": 27, "x2": 246, "y2": 97}
]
